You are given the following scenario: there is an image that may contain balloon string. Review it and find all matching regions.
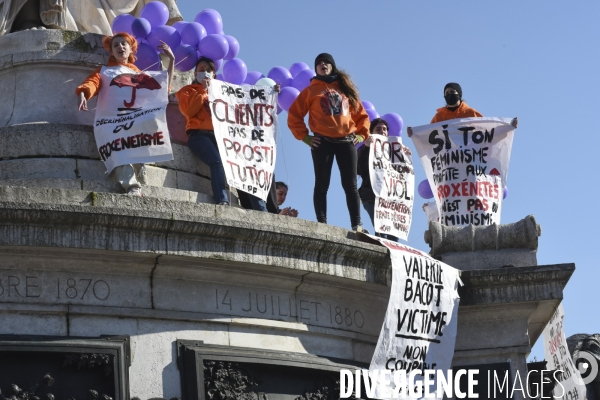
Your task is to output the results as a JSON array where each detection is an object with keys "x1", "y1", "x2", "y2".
[
  {"x1": 278, "y1": 125, "x2": 290, "y2": 186},
  {"x1": 140, "y1": 53, "x2": 193, "y2": 73}
]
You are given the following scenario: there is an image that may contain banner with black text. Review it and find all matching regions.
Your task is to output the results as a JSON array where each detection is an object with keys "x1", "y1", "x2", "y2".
[
  {"x1": 411, "y1": 118, "x2": 514, "y2": 227},
  {"x1": 208, "y1": 80, "x2": 278, "y2": 201},
  {"x1": 543, "y1": 304, "x2": 587, "y2": 400},
  {"x1": 369, "y1": 237, "x2": 461, "y2": 399},
  {"x1": 95, "y1": 66, "x2": 173, "y2": 173},
  {"x1": 369, "y1": 135, "x2": 415, "y2": 240}
]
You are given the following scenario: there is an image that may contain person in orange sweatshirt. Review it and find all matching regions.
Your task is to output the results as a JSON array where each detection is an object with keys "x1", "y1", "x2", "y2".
[
  {"x1": 287, "y1": 53, "x2": 370, "y2": 232},
  {"x1": 176, "y1": 57, "x2": 278, "y2": 210},
  {"x1": 407, "y1": 82, "x2": 518, "y2": 136},
  {"x1": 176, "y1": 56, "x2": 231, "y2": 206},
  {"x1": 75, "y1": 32, "x2": 174, "y2": 195}
]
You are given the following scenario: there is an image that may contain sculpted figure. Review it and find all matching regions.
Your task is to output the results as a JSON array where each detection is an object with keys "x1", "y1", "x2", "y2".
[
  {"x1": 0, "y1": 0, "x2": 181, "y2": 36},
  {"x1": 567, "y1": 333, "x2": 600, "y2": 400}
]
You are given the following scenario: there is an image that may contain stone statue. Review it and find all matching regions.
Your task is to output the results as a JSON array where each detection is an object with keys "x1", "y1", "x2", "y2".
[
  {"x1": 567, "y1": 333, "x2": 600, "y2": 400},
  {"x1": 0, "y1": 0, "x2": 181, "y2": 36}
]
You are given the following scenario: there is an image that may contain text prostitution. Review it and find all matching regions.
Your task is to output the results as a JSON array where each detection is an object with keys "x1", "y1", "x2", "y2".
[
  {"x1": 209, "y1": 83, "x2": 278, "y2": 200},
  {"x1": 411, "y1": 118, "x2": 515, "y2": 227}
]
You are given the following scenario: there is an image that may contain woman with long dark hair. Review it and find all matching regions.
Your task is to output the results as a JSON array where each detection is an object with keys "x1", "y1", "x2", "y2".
[{"x1": 287, "y1": 53, "x2": 369, "y2": 231}]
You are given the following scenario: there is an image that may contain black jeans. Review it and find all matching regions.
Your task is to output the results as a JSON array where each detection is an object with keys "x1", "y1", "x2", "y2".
[{"x1": 311, "y1": 136, "x2": 361, "y2": 227}]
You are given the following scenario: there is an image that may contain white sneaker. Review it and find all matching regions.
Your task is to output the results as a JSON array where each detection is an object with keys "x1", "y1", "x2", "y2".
[
  {"x1": 127, "y1": 187, "x2": 142, "y2": 196},
  {"x1": 352, "y1": 225, "x2": 369, "y2": 234}
]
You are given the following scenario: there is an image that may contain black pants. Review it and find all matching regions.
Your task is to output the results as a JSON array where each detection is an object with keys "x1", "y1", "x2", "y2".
[{"x1": 311, "y1": 137, "x2": 361, "y2": 227}]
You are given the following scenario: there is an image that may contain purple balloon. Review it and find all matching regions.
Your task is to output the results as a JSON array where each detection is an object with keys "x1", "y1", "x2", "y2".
[
  {"x1": 134, "y1": 42, "x2": 161, "y2": 71},
  {"x1": 216, "y1": 73, "x2": 224, "y2": 81},
  {"x1": 198, "y1": 34, "x2": 229, "y2": 61},
  {"x1": 361, "y1": 100, "x2": 376, "y2": 111},
  {"x1": 131, "y1": 18, "x2": 151, "y2": 39},
  {"x1": 112, "y1": 14, "x2": 135, "y2": 35},
  {"x1": 381, "y1": 113, "x2": 404, "y2": 137},
  {"x1": 244, "y1": 71, "x2": 265, "y2": 85},
  {"x1": 223, "y1": 35, "x2": 240, "y2": 60},
  {"x1": 366, "y1": 109, "x2": 380, "y2": 121},
  {"x1": 277, "y1": 105, "x2": 283, "y2": 115},
  {"x1": 222, "y1": 58, "x2": 247, "y2": 85},
  {"x1": 194, "y1": 9, "x2": 223, "y2": 35},
  {"x1": 278, "y1": 87, "x2": 300, "y2": 111},
  {"x1": 503, "y1": 186, "x2": 508, "y2": 200},
  {"x1": 213, "y1": 58, "x2": 223, "y2": 72},
  {"x1": 172, "y1": 21, "x2": 188, "y2": 33},
  {"x1": 291, "y1": 68, "x2": 315, "y2": 91},
  {"x1": 290, "y1": 62, "x2": 310, "y2": 77},
  {"x1": 140, "y1": 1, "x2": 169, "y2": 28},
  {"x1": 147, "y1": 25, "x2": 181, "y2": 50},
  {"x1": 267, "y1": 66, "x2": 293, "y2": 87},
  {"x1": 418, "y1": 180, "x2": 434, "y2": 199},
  {"x1": 173, "y1": 44, "x2": 198, "y2": 72},
  {"x1": 181, "y1": 22, "x2": 206, "y2": 48}
]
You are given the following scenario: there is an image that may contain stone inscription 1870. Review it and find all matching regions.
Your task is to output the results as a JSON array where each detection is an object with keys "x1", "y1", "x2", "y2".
[{"x1": 0, "y1": 275, "x2": 110, "y2": 300}]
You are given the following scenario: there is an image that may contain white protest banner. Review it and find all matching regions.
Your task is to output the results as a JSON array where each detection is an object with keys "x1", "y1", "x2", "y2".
[
  {"x1": 423, "y1": 202, "x2": 439, "y2": 224},
  {"x1": 369, "y1": 238, "x2": 461, "y2": 399},
  {"x1": 543, "y1": 304, "x2": 587, "y2": 400},
  {"x1": 369, "y1": 135, "x2": 415, "y2": 240},
  {"x1": 95, "y1": 66, "x2": 173, "y2": 173},
  {"x1": 208, "y1": 80, "x2": 278, "y2": 201},
  {"x1": 411, "y1": 118, "x2": 515, "y2": 227}
]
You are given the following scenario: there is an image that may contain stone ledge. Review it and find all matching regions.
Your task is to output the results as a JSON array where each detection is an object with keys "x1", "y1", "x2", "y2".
[
  {"x1": 0, "y1": 186, "x2": 391, "y2": 285},
  {"x1": 458, "y1": 263, "x2": 574, "y2": 305}
]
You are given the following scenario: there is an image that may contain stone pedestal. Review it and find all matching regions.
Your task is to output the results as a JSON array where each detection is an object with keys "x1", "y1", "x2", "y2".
[{"x1": 0, "y1": 29, "x2": 576, "y2": 400}]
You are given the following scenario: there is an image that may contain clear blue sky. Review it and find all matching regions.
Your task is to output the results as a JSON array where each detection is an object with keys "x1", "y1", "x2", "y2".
[{"x1": 177, "y1": 0, "x2": 599, "y2": 360}]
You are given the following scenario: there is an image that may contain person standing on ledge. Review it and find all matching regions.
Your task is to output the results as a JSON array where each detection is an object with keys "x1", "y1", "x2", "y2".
[
  {"x1": 76, "y1": 32, "x2": 174, "y2": 196},
  {"x1": 287, "y1": 53, "x2": 370, "y2": 232},
  {"x1": 407, "y1": 82, "x2": 518, "y2": 137}
]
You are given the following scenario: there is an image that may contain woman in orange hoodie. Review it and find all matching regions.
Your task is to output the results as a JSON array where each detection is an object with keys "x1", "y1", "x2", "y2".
[
  {"x1": 287, "y1": 53, "x2": 370, "y2": 231},
  {"x1": 76, "y1": 32, "x2": 174, "y2": 195},
  {"x1": 407, "y1": 82, "x2": 518, "y2": 136}
]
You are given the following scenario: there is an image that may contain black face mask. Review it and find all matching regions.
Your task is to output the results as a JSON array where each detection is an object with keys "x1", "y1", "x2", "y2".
[{"x1": 444, "y1": 93, "x2": 460, "y2": 106}]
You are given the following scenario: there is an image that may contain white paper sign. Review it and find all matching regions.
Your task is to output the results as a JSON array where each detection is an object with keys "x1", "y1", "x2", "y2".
[
  {"x1": 411, "y1": 118, "x2": 514, "y2": 227},
  {"x1": 208, "y1": 80, "x2": 278, "y2": 201},
  {"x1": 95, "y1": 66, "x2": 173, "y2": 173},
  {"x1": 543, "y1": 304, "x2": 587, "y2": 400},
  {"x1": 369, "y1": 135, "x2": 415, "y2": 240},
  {"x1": 423, "y1": 202, "x2": 439, "y2": 223},
  {"x1": 369, "y1": 238, "x2": 461, "y2": 399}
]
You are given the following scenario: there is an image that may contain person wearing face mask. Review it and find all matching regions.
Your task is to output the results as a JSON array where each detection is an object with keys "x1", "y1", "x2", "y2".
[
  {"x1": 407, "y1": 82, "x2": 518, "y2": 137},
  {"x1": 287, "y1": 53, "x2": 370, "y2": 232},
  {"x1": 76, "y1": 32, "x2": 174, "y2": 195},
  {"x1": 356, "y1": 118, "x2": 398, "y2": 241},
  {"x1": 430, "y1": 82, "x2": 482, "y2": 123},
  {"x1": 177, "y1": 57, "x2": 279, "y2": 210}
]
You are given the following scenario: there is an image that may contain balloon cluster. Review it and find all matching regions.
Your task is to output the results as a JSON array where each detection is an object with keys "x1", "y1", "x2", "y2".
[
  {"x1": 355, "y1": 101, "x2": 404, "y2": 149},
  {"x1": 111, "y1": 5, "x2": 407, "y2": 136},
  {"x1": 112, "y1": 6, "x2": 239, "y2": 73}
]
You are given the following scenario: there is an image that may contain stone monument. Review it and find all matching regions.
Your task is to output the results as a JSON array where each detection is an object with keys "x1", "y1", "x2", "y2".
[
  {"x1": 0, "y1": 0, "x2": 181, "y2": 36},
  {"x1": 0, "y1": 25, "x2": 576, "y2": 400}
]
